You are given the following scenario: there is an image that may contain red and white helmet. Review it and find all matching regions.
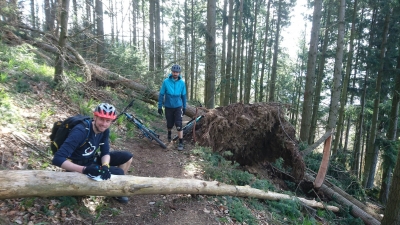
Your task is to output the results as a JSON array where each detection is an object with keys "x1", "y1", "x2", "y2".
[{"x1": 93, "y1": 103, "x2": 117, "y2": 119}]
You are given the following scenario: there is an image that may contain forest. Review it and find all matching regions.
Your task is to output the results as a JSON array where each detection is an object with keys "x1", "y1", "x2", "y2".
[{"x1": 0, "y1": 0, "x2": 400, "y2": 224}]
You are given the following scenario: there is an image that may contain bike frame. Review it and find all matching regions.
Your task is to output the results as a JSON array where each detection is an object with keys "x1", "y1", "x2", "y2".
[
  {"x1": 173, "y1": 115, "x2": 204, "y2": 141},
  {"x1": 116, "y1": 100, "x2": 166, "y2": 149}
]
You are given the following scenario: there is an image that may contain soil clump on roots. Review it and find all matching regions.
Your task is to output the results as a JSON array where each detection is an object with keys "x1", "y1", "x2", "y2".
[{"x1": 193, "y1": 102, "x2": 305, "y2": 181}]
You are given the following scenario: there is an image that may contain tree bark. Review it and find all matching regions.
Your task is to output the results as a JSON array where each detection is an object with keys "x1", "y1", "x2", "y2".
[
  {"x1": 258, "y1": 0, "x2": 271, "y2": 103},
  {"x1": 333, "y1": 0, "x2": 358, "y2": 155},
  {"x1": 268, "y1": 0, "x2": 282, "y2": 102},
  {"x1": 155, "y1": 0, "x2": 162, "y2": 79},
  {"x1": 381, "y1": 139, "x2": 400, "y2": 224},
  {"x1": 219, "y1": 0, "x2": 228, "y2": 106},
  {"x1": 149, "y1": 0, "x2": 155, "y2": 73},
  {"x1": 204, "y1": 0, "x2": 216, "y2": 108},
  {"x1": 243, "y1": 0, "x2": 258, "y2": 104},
  {"x1": 54, "y1": 0, "x2": 70, "y2": 83},
  {"x1": 314, "y1": 134, "x2": 332, "y2": 188},
  {"x1": 379, "y1": 41, "x2": 400, "y2": 204},
  {"x1": 95, "y1": 0, "x2": 105, "y2": 64},
  {"x1": 299, "y1": 0, "x2": 322, "y2": 143},
  {"x1": 363, "y1": 11, "x2": 390, "y2": 188},
  {"x1": 315, "y1": 0, "x2": 345, "y2": 192},
  {"x1": 190, "y1": 0, "x2": 196, "y2": 101},
  {"x1": 309, "y1": 0, "x2": 331, "y2": 144},
  {"x1": 232, "y1": 0, "x2": 243, "y2": 103},
  {"x1": 0, "y1": 171, "x2": 338, "y2": 212}
]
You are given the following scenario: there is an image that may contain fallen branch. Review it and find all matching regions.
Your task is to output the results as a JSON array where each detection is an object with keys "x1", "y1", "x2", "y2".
[
  {"x1": 301, "y1": 130, "x2": 334, "y2": 156},
  {"x1": 304, "y1": 173, "x2": 381, "y2": 225},
  {"x1": 0, "y1": 171, "x2": 338, "y2": 212}
]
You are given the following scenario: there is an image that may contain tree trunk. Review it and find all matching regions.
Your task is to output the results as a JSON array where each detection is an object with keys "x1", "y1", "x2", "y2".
[
  {"x1": 223, "y1": 0, "x2": 234, "y2": 106},
  {"x1": 0, "y1": 171, "x2": 338, "y2": 212},
  {"x1": 204, "y1": 0, "x2": 216, "y2": 108},
  {"x1": 109, "y1": 0, "x2": 114, "y2": 44},
  {"x1": 44, "y1": 0, "x2": 54, "y2": 32},
  {"x1": 184, "y1": 0, "x2": 190, "y2": 100},
  {"x1": 155, "y1": 0, "x2": 162, "y2": 84},
  {"x1": 54, "y1": 0, "x2": 70, "y2": 83},
  {"x1": 333, "y1": 0, "x2": 358, "y2": 155},
  {"x1": 95, "y1": 0, "x2": 105, "y2": 64},
  {"x1": 258, "y1": 0, "x2": 271, "y2": 103},
  {"x1": 268, "y1": 0, "x2": 281, "y2": 102},
  {"x1": 381, "y1": 139, "x2": 400, "y2": 224},
  {"x1": 149, "y1": 0, "x2": 155, "y2": 73},
  {"x1": 363, "y1": 11, "x2": 390, "y2": 188},
  {"x1": 304, "y1": 173, "x2": 381, "y2": 225},
  {"x1": 309, "y1": 0, "x2": 332, "y2": 144},
  {"x1": 190, "y1": 0, "x2": 195, "y2": 101},
  {"x1": 131, "y1": 0, "x2": 137, "y2": 47},
  {"x1": 316, "y1": 0, "x2": 346, "y2": 188},
  {"x1": 30, "y1": 0, "x2": 36, "y2": 30},
  {"x1": 244, "y1": 0, "x2": 259, "y2": 104},
  {"x1": 219, "y1": 0, "x2": 227, "y2": 106},
  {"x1": 299, "y1": 0, "x2": 322, "y2": 143},
  {"x1": 352, "y1": 47, "x2": 367, "y2": 176},
  {"x1": 379, "y1": 45, "x2": 400, "y2": 204},
  {"x1": 232, "y1": 0, "x2": 243, "y2": 104},
  {"x1": 314, "y1": 133, "x2": 332, "y2": 188}
]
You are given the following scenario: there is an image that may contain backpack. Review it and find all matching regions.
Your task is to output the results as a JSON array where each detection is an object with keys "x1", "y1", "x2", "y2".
[{"x1": 49, "y1": 115, "x2": 91, "y2": 155}]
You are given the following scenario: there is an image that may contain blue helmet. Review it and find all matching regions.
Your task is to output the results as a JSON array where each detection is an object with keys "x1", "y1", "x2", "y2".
[{"x1": 171, "y1": 64, "x2": 181, "y2": 72}]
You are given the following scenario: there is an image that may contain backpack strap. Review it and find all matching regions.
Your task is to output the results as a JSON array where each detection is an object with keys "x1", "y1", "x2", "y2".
[{"x1": 78, "y1": 119, "x2": 91, "y2": 147}]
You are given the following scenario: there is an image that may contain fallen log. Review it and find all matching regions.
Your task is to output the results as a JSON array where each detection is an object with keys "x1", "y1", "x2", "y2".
[
  {"x1": 304, "y1": 173, "x2": 381, "y2": 225},
  {"x1": 0, "y1": 171, "x2": 338, "y2": 212}
]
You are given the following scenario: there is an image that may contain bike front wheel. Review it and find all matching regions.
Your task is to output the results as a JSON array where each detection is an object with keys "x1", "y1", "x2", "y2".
[{"x1": 141, "y1": 129, "x2": 167, "y2": 149}]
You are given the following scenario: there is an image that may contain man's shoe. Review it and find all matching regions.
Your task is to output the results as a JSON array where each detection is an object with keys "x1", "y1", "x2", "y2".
[
  {"x1": 114, "y1": 196, "x2": 129, "y2": 204},
  {"x1": 178, "y1": 143, "x2": 184, "y2": 151}
]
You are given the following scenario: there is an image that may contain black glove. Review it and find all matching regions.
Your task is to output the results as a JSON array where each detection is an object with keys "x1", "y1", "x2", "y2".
[
  {"x1": 83, "y1": 165, "x2": 102, "y2": 179},
  {"x1": 100, "y1": 164, "x2": 111, "y2": 180},
  {"x1": 182, "y1": 108, "x2": 186, "y2": 115},
  {"x1": 158, "y1": 108, "x2": 163, "y2": 116}
]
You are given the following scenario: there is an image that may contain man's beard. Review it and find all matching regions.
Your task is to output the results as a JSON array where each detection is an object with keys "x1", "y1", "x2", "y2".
[{"x1": 93, "y1": 121, "x2": 105, "y2": 133}]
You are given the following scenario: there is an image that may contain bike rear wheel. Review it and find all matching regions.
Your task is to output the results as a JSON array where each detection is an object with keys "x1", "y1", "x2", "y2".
[{"x1": 141, "y1": 128, "x2": 167, "y2": 149}]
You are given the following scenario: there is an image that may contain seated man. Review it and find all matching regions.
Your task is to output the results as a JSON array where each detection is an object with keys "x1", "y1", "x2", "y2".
[{"x1": 52, "y1": 103, "x2": 133, "y2": 203}]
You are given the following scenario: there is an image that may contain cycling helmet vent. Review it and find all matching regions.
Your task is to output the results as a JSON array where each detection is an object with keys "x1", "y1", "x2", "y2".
[
  {"x1": 93, "y1": 103, "x2": 117, "y2": 119},
  {"x1": 171, "y1": 64, "x2": 181, "y2": 72}
]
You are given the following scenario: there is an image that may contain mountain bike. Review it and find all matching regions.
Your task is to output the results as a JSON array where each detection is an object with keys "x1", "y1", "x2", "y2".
[
  {"x1": 116, "y1": 99, "x2": 167, "y2": 149},
  {"x1": 173, "y1": 115, "x2": 204, "y2": 141}
]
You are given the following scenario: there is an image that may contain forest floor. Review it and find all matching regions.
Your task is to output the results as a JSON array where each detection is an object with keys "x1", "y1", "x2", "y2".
[{"x1": 0, "y1": 81, "x2": 278, "y2": 225}]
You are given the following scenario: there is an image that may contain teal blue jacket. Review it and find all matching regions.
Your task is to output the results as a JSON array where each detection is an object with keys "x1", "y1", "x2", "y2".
[{"x1": 158, "y1": 74, "x2": 187, "y2": 109}]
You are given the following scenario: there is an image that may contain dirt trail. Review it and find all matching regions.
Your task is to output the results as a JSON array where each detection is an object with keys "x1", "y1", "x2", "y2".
[{"x1": 102, "y1": 129, "x2": 222, "y2": 225}]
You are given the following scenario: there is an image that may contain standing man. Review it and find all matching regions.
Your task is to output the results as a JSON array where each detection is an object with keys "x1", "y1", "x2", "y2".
[
  {"x1": 52, "y1": 103, "x2": 133, "y2": 204},
  {"x1": 158, "y1": 64, "x2": 187, "y2": 151}
]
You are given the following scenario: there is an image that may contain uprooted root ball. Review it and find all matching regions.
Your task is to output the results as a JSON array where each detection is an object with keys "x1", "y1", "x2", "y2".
[{"x1": 193, "y1": 102, "x2": 305, "y2": 182}]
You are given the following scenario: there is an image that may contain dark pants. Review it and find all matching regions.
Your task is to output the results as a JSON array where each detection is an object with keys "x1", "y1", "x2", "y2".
[
  {"x1": 165, "y1": 107, "x2": 183, "y2": 131},
  {"x1": 74, "y1": 151, "x2": 133, "y2": 175}
]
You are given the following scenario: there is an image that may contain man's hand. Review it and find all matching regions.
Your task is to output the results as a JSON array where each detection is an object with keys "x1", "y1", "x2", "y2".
[
  {"x1": 182, "y1": 108, "x2": 186, "y2": 115},
  {"x1": 83, "y1": 165, "x2": 102, "y2": 179},
  {"x1": 100, "y1": 164, "x2": 111, "y2": 180},
  {"x1": 158, "y1": 108, "x2": 163, "y2": 116}
]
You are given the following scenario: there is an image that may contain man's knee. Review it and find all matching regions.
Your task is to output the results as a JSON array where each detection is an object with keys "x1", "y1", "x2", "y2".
[
  {"x1": 110, "y1": 167, "x2": 124, "y2": 175},
  {"x1": 175, "y1": 122, "x2": 183, "y2": 131}
]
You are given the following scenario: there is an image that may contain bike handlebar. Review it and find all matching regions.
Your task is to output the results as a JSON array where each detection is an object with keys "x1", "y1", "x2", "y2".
[{"x1": 114, "y1": 99, "x2": 135, "y2": 122}]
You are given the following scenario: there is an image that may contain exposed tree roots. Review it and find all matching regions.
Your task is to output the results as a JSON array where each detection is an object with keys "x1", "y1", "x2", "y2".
[{"x1": 192, "y1": 102, "x2": 305, "y2": 182}]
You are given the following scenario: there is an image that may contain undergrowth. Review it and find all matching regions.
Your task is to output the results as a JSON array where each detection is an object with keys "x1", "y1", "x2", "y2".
[{"x1": 191, "y1": 145, "x2": 365, "y2": 224}]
